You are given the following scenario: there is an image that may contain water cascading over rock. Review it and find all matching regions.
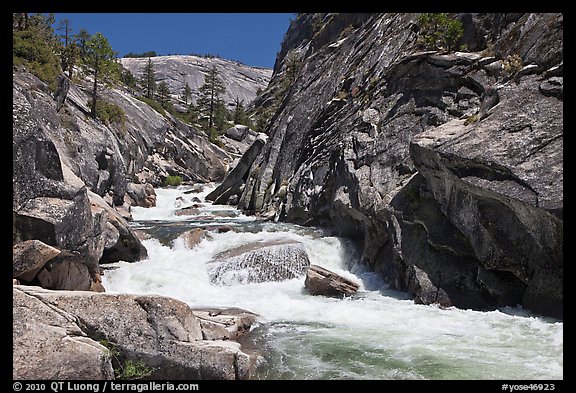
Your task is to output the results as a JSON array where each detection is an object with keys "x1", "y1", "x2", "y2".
[{"x1": 207, "y1": 240, "x2": 310, "y2": 285}]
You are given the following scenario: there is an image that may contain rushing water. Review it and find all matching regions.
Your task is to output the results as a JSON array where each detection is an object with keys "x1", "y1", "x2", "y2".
[{"x1": 103, "y1": 184, "x2": 563, "y2": 380}]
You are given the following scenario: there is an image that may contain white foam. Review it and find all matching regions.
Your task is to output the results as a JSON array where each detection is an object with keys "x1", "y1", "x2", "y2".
[{"x1": 103, "y1": 185, "x2": 563, "y2": 380}]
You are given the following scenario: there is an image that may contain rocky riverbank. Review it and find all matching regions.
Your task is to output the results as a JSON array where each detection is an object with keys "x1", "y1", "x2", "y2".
[
  {"x1": 14, "y1": 285, "x2": 258, "y2": 379},
  {"x1": 13, "y1": 54, "x2": 265, "y2": 378}
]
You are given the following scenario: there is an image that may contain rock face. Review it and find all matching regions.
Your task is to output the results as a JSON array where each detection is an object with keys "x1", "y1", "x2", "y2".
[
  {"x1": 206, "y1": 137, "x2": 266, "y2": 205},
  {"x1": 207, "y1": 240, "x2": 311, "y2": 285},
  {"x1": 218, "y1": 126, "x2": 266, "y2": 161},
  {"x1": 219, "y1": 13, "x2": 563, "y2": 317},
  {"x1": 305, "y1": 265, "x2": 360, "y2": 297},
  {"x1": 13, "y1": 286, "x2": 258, "y2": 380},
  {"x1": 120, "y1": 55, "x2": 271, "y2": 108}
]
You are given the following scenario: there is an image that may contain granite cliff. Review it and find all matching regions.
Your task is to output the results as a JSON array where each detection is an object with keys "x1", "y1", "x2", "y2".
[{"x1": 212, "y1": 13, "x2": 563, "y2": 318}]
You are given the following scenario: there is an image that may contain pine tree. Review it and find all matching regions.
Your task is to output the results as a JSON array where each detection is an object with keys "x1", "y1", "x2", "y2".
[
  {"x1": 120, "y1": 67, "x2": 137, "y2": 89},
  {"x1": 13, "y1": 13, "x2": 61, "y2": 89},
  {"x1": 157, "y1": 81, "x2": 171, "y2": 107},
  {"x1": 13, "y1": 13, "x2": 29, "y2": 30},
  {"x1": 182, "y1": 82, "x2": 192, "y2": 105},
  {"x1": 285, "y1": 51, "x2": 302, "y2": 84},
  {"x1": 74, "y1": 28, "x2": 91, "y2": 59},
  {"x1": 233, "y1": 97, "x2": 249, "y2": 126},
  {"x1": 85, "y1": 32, "x2": 116, "y2": 118},
  {"x1": 141, "y1": 57, "x2": 156, "y2": 99},
  {"x1": 213, "y1": 100, "x2": 229, "y2": 132},
  {"x1": 417, "y1": 13, "x2": 464, "y2": 52},
  {"x1": 197, "y1": 66, "x2": 226, "y2": 131},
  {"x1": 183, "y1": 103, "x2": 199, "y2": 124},
  {"x1": 254, "y1": 110, "x2": 269, "y2": 133},
  {"x1": 57, "y1": 19, "x2": 78, "y2": 78}
]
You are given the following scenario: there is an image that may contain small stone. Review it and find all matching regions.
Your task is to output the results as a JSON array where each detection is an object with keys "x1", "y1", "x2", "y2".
[{"x1": 175, "y1": 206, "x2": 200, "y2": 216}]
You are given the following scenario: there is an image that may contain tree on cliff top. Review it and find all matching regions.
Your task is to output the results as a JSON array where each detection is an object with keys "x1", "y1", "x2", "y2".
[
  {"x1": 417, "y1": 13, "x2": 463, "y2": 52},
  {"x1": 181, "y1": 82, "x2": 192, "y2": 105},
  {"x1": 85, "y1": 33, "x2": 116, "y2": 118},
  {"x1": 141, "y1": 57, "x2": 157, "y2": 99},
  {"x1": 197, "y1": 66, "x2": 226, "y2": 132},
  {"x1": 13, "y1": 13, "x2": 61, "y2": 90}
]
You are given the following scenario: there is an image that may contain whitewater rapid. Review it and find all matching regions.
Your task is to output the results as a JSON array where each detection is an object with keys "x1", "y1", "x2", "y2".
[{"x1": 103, "y1": 185, "x2": 563, "y2": 380}]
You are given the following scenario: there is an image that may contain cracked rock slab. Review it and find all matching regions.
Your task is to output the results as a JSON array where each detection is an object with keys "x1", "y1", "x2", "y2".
[{"x1": 13, "y1": 286, "x2": 259, "y2": 380}]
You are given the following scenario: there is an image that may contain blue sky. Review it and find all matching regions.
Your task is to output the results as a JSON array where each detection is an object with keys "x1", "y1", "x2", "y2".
[{"x1": 53, "y1": 13, "x2": 295, "y2": 69}]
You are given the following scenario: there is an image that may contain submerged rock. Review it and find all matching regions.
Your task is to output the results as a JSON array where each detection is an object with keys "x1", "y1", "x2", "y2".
[
  {"x1": 180, "y1": 228, "x2": 206, "y2": 249},
  {"x1": 207, "y1": 240, "x2": 310, "y2": 285},
  {"x1": 175, "y1": 206, "x2": 201, "y2": 216},
  {"x1": 304, "y1": 265, "x2": 360, "y2": 297}
]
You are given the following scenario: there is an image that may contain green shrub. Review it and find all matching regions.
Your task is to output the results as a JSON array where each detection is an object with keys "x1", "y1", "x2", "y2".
[
  {"x1": 116, "y1": 360, "x2": 154, "y2": 380},
  {"x1": 208, "y1": 127, "x2": 225, "y2": 148},
  {"x1": 97, "y1": 339, "x2": 154, "y2": 380},
  {"x1": 88, "y1": 99, "x2": 126, "y2": 126},
  {"x1": 13, "y1": 28, "x2": 60, "y2": 90},
  {"x1": 480, "y1": 42, "x2": 495, "y2": 57},
  {"x1": 163, "y1": 175, "x2": 183, "y2": 187},
  {"x1": 464, "y1": 113, "x2": 479, "y2": 126},
  {"x1": 98, "y1": 339, "x2": 121, "y2": 359},
  {"x1": 502, "y1": 53, "x2": 523, "y2": 77},
  {"x1": 417, "y1": 13, "x2": 464, "y2": 52},
  {"x1": 136, "y1": 95, "x2": 166, "y2": 116}
]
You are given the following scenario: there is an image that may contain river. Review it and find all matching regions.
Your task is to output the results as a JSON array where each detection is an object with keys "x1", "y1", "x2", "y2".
[{"x1": 102, "y1": 184, "x2": 563, "y2": 380}]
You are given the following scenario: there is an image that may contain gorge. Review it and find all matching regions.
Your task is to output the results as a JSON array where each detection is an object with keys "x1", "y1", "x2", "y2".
[{"x1": 13, "y1": 13, "x2": 562, "y2": 380}]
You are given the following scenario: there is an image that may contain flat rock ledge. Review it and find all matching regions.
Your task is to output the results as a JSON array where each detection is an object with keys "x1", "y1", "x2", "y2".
[{"x1": 13, "y1": 286, "x2": 259, "y2": 380}]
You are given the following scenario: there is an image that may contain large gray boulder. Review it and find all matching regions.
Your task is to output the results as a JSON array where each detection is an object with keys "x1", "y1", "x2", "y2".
[
  {"x1": 88, "y1": 191, "x2": 148, "y2": 264},
  {"x1": 13, "y1": 240, "x2": 61, "y2": 282},
  {"x1": 304, "y1": 265, "x2": 360, "y2": 298},
  {"x1": 13, "y1": 189, "x2": 107, "y2": 290},
  {"x1": 14, "y1": 286, "x2": 258, "y2": 380},
  {"x1": 125, "y1": 182, "x2": 156, "y2": 208},
  {"x1": 225, "y1": 125, "x2": 250, "y2": 141},
  {"x1": 207, "y1": 240, "x2": 310, "y2": 285}
]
